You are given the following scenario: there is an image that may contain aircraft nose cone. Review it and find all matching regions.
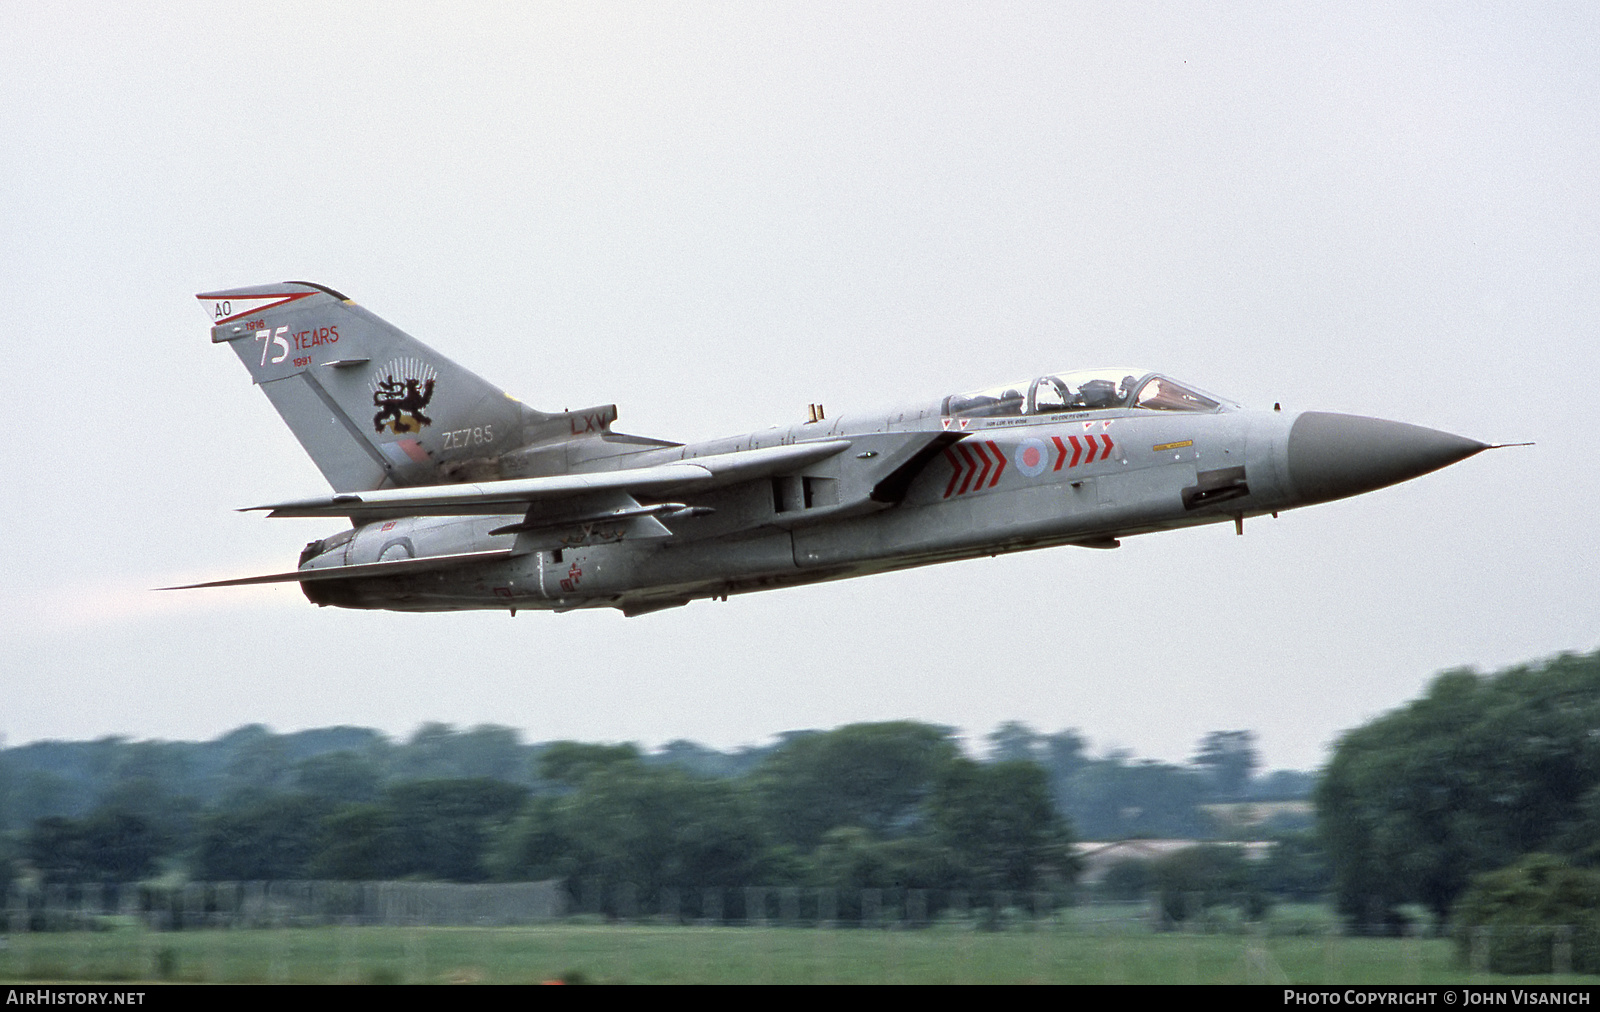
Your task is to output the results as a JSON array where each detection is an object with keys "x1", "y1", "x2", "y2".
[{"x1": 1286, "y1": 411, "x2": 1487, "y2": 506}]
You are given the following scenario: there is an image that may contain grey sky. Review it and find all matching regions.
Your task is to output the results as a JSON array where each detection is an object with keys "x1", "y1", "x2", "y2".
[{"x1": 2, "y1": 3, "x2": 1595, "y2": 770}]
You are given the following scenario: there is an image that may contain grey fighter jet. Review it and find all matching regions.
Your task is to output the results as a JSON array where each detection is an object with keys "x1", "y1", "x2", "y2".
[{"x1": 176, "y1": 282, "x2": 1496, "y2": 616}]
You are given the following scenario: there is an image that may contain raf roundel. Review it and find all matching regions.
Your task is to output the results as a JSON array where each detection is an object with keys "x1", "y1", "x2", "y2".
[{"x1": 1015, "y1": 436, "x2": 1050, "y2": 478}]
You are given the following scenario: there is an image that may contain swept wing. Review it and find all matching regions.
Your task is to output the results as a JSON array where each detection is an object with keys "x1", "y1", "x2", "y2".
[{"x1": 251, "y1": 440, "x2": 853, "y2": 520}]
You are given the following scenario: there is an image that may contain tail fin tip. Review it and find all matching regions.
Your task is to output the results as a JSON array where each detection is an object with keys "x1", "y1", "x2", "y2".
[{"x1": 196, "y1": 281, "x2": 349, "y2": 330}]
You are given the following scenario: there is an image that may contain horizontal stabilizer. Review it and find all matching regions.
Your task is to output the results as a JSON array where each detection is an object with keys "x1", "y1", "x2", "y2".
[
  {"x1": 159, "y1": 549, "x2": 515, "y2": 590},
  {"x1": 250, "y1": 440, "x2": 852, "y2": 519}
]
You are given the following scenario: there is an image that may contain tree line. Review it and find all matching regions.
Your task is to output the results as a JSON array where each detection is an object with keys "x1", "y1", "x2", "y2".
[
  {"x1": 8, "y1": 649, "x2": 1597, "y2": 960},
  {"x1": 1317, "y1": 649, "x2": 1600, "y2": 943},
  {"x1": 4, "y1": 724, "x2": 1073, "y2": 904},
  {"x1": 0, "y1": 718, "x2": 1306, "y2": 902}
]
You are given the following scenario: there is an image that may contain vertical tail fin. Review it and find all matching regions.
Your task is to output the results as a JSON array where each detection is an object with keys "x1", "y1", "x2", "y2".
[{"x1": 199, "y1": 282, "x2": 550, "y2": 491}]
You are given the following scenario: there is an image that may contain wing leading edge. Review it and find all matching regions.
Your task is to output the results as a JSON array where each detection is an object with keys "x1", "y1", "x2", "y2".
[{"x1": 250, "y1": 440, "x2": 853, "y2": 519}]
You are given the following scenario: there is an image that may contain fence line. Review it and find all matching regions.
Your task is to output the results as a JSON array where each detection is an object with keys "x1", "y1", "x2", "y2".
[
  {"x1": 1, "y1": 885, "x2": 1596, "y2": 982},
  {"x1": 0, "y1": 881, "x2": 1592, "y2": 971},
  {"x1": 6, "y1": 882, "x2": 1095, "y2": 930},
  {"x1": 3, "y1": 880, "x2": 565, "y2": 930}
]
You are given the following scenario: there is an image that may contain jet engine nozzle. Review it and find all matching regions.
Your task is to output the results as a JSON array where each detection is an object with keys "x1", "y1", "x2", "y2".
[{"x1": 1286, "y1": 411, "x2": 1487, "y2": 506}]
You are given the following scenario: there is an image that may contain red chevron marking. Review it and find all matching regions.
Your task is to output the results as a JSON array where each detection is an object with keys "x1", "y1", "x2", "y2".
[
  {"x1": 955, "y1": 442, "x2": 980, "y2": 496},
  {"x1": 972, "y1": 441, "x2": 993, "y2": 490},
  {"x1": 942, "y1": 448, "x2": 963, "y2": 499},
  {"x1": 987, "y1": 440, "x2": 1006, "y2": 487}
]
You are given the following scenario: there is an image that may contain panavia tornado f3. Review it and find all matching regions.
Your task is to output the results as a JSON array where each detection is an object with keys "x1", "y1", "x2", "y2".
[{"x1": 176, "y1": 281, "x2": 1498, "y2": 617}]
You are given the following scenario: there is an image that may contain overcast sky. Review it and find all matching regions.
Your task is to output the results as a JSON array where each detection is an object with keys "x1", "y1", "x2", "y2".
[{"x1": 2, "y1": 2, "x2": 1595, "y2": 770}]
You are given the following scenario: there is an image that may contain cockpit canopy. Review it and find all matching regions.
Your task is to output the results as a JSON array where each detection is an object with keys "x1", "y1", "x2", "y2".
[{"x1": 942, "y1": 369, "x2": 1232, "y2": 419}]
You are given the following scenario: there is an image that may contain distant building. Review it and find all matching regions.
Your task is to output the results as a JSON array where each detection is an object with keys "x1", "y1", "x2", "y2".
[{"x1": 1074, "y1": 839, "x2": 1272, "y2": 886}]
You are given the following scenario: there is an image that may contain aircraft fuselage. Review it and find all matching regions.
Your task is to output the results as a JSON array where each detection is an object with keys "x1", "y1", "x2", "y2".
[
  {"x1": 296, "y1": 402, "x2": 1453, "y2": 616},
  {"x1": 181, "y1": 283, "x2": 1490, "y2": 617}
]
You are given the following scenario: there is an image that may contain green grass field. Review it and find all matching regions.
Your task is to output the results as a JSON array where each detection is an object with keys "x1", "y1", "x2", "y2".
[{"x1": 4, "y1": 921, "x2": 1599, "y2": 984}]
